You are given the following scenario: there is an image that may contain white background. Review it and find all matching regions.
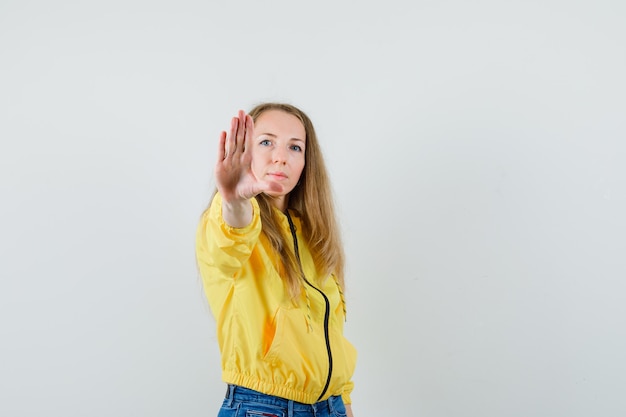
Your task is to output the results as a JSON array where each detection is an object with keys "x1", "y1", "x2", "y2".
[{"x1": 1, "y1": 1, "x2": 625, "y2": 416}]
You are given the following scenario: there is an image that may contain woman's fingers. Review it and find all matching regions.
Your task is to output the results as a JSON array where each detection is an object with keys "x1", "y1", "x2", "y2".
[
  {"x1": 243, "y1": 179, "x2": 284, "y2": 200},
  {"x1": 242, "y1": 114, "x2": 254, "y2": 153},
  {"x1": 224, "y1": 110, "x2": 251, "y2": 159},
  {"x1": 215, "y1": 110, "x2": 257, "y2": 198},
  {"x1": 217, "y1": 130, "x2": 227, "y2": 161},
  {"x1": 234, "y1": 110, "x2": 245, "y2": 153},
  {"x1": 215, "y1": 110, "x2": 257, "y2": 203},
  {"x1": 225, "y1": 116, "x2": 239, "y2": 159}
]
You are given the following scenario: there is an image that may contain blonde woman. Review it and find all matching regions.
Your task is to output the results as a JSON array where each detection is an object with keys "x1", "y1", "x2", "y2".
[{"x1": 196, "y1": 103, "x2": 356, "y2": 417}]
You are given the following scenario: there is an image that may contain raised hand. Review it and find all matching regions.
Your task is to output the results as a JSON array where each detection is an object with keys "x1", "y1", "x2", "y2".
[{"x1": 214, "y1": 110, "x2": 282, "y2": 226}]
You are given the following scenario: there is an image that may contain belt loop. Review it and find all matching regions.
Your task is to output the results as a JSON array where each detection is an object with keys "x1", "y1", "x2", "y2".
[
  {"x1": 225, "y1": 384, "x2": 235, "y2": 407},
  {"x1": 287, "y1": 399, "x2": 294, "y2": 417},
  {"x1": 328, "y1": 396, "x2": 334, "y2": 414}
]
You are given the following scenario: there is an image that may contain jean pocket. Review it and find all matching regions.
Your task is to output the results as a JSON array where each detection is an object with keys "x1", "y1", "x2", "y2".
[{"x1": 240, "y1": 402, "x2": 285, "y2": 417}]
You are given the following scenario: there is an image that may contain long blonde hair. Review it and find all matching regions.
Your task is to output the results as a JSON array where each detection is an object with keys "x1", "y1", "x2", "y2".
[
  {"x1": 248, "y1": 102, "x2": 345, "y2": 299},
  {"x1": 206, "y1": 103, "x2": 345, "y2": 299}
]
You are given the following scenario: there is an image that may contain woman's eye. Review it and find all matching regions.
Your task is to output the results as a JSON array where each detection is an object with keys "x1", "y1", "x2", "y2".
[
  {"x1": 290, "y1": 145, "x2": 303, "y2": 152},
  {"x1": 260, "y1": 139, "x2": 271, "y2": 146}
]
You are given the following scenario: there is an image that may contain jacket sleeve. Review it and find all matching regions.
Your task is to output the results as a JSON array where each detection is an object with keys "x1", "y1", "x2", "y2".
[
  {"x1": 341, "y1": 380, "x2": 354, "y2": 405},
  {"x1": 196, "y1": 193, "x2": 262, "y2": 280}
]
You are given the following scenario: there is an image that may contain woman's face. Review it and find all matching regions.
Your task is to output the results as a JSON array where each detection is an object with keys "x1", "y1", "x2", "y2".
[{"x1": 251, "y1": 110, "x2": 306, "y2": 210}]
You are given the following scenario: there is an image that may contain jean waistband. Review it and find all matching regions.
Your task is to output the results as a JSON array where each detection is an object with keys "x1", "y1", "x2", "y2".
[{"x1": 224, "y1": 384, "x2": 342, "y2": 413}]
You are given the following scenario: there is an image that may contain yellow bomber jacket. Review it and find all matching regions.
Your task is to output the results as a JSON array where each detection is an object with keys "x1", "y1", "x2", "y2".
[{"x1": 195, "y1": 193, "x2": 357, "y2": 405}]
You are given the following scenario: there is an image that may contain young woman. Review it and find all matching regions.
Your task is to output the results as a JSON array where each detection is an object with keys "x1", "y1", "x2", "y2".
[{"x1": 195, "y1": 103, "x2": 357, "y2": 417}]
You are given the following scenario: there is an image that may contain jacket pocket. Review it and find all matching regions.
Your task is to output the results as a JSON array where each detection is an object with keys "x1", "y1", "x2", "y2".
[
  {"x1": 263, "y1": 307, "x2": 306, "y2": 364},
  {"x1": 262, "y1": 307, "x2": 327, "y2": 382}
]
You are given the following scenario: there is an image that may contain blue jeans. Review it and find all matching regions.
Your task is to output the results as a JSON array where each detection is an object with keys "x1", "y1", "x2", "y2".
[{"x1": 217, "y1": 385, "x2": 347, "y2": 417}]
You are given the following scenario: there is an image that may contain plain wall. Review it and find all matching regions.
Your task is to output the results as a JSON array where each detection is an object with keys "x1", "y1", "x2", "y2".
[{"x1": 1, "y1": 1, "x2": 625, "y2": 416}]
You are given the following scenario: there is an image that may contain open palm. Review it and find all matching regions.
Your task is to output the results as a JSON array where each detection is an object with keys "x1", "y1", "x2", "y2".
[{"x1": 214, "y1": 110, "x2": 282, "y2": 204}]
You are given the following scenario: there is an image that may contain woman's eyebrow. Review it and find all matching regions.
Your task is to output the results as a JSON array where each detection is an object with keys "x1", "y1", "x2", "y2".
[{"x1": 257, "y1": 133, "x2": 304, "y2": 142}]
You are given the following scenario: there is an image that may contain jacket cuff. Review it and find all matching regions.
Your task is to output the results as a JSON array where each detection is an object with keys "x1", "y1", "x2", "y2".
[
  {"x1": 341, "y1": 380, "x2": 354, "y2": 405},
  {"x1": 211, "y1": 192, "x2": 260, "y2": 235}
]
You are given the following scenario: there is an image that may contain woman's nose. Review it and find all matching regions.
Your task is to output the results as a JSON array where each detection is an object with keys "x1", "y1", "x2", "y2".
[{"x1": 272, "y1": 147, "x2": 287, "y2": 163}]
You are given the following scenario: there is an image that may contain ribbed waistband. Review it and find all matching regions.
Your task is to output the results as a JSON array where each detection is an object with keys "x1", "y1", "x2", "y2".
[{"x1": 224, "y1": 384, "x2": 343, "y2": 414}]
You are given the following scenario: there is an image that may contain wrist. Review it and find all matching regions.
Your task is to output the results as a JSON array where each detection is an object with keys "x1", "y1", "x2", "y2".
[{"x1": 221, "y1": 198, "x2": 253, "y2": 228}]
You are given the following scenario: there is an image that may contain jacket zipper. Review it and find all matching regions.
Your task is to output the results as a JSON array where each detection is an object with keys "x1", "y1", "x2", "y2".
[{"x1": 286, "y1": 212, "x2": 333, "y2": 402}]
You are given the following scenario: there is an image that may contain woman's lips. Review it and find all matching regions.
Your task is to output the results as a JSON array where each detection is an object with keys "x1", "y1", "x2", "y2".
[{"x1": 268, "y1": 172, "x2": 287, "y2": 179}]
